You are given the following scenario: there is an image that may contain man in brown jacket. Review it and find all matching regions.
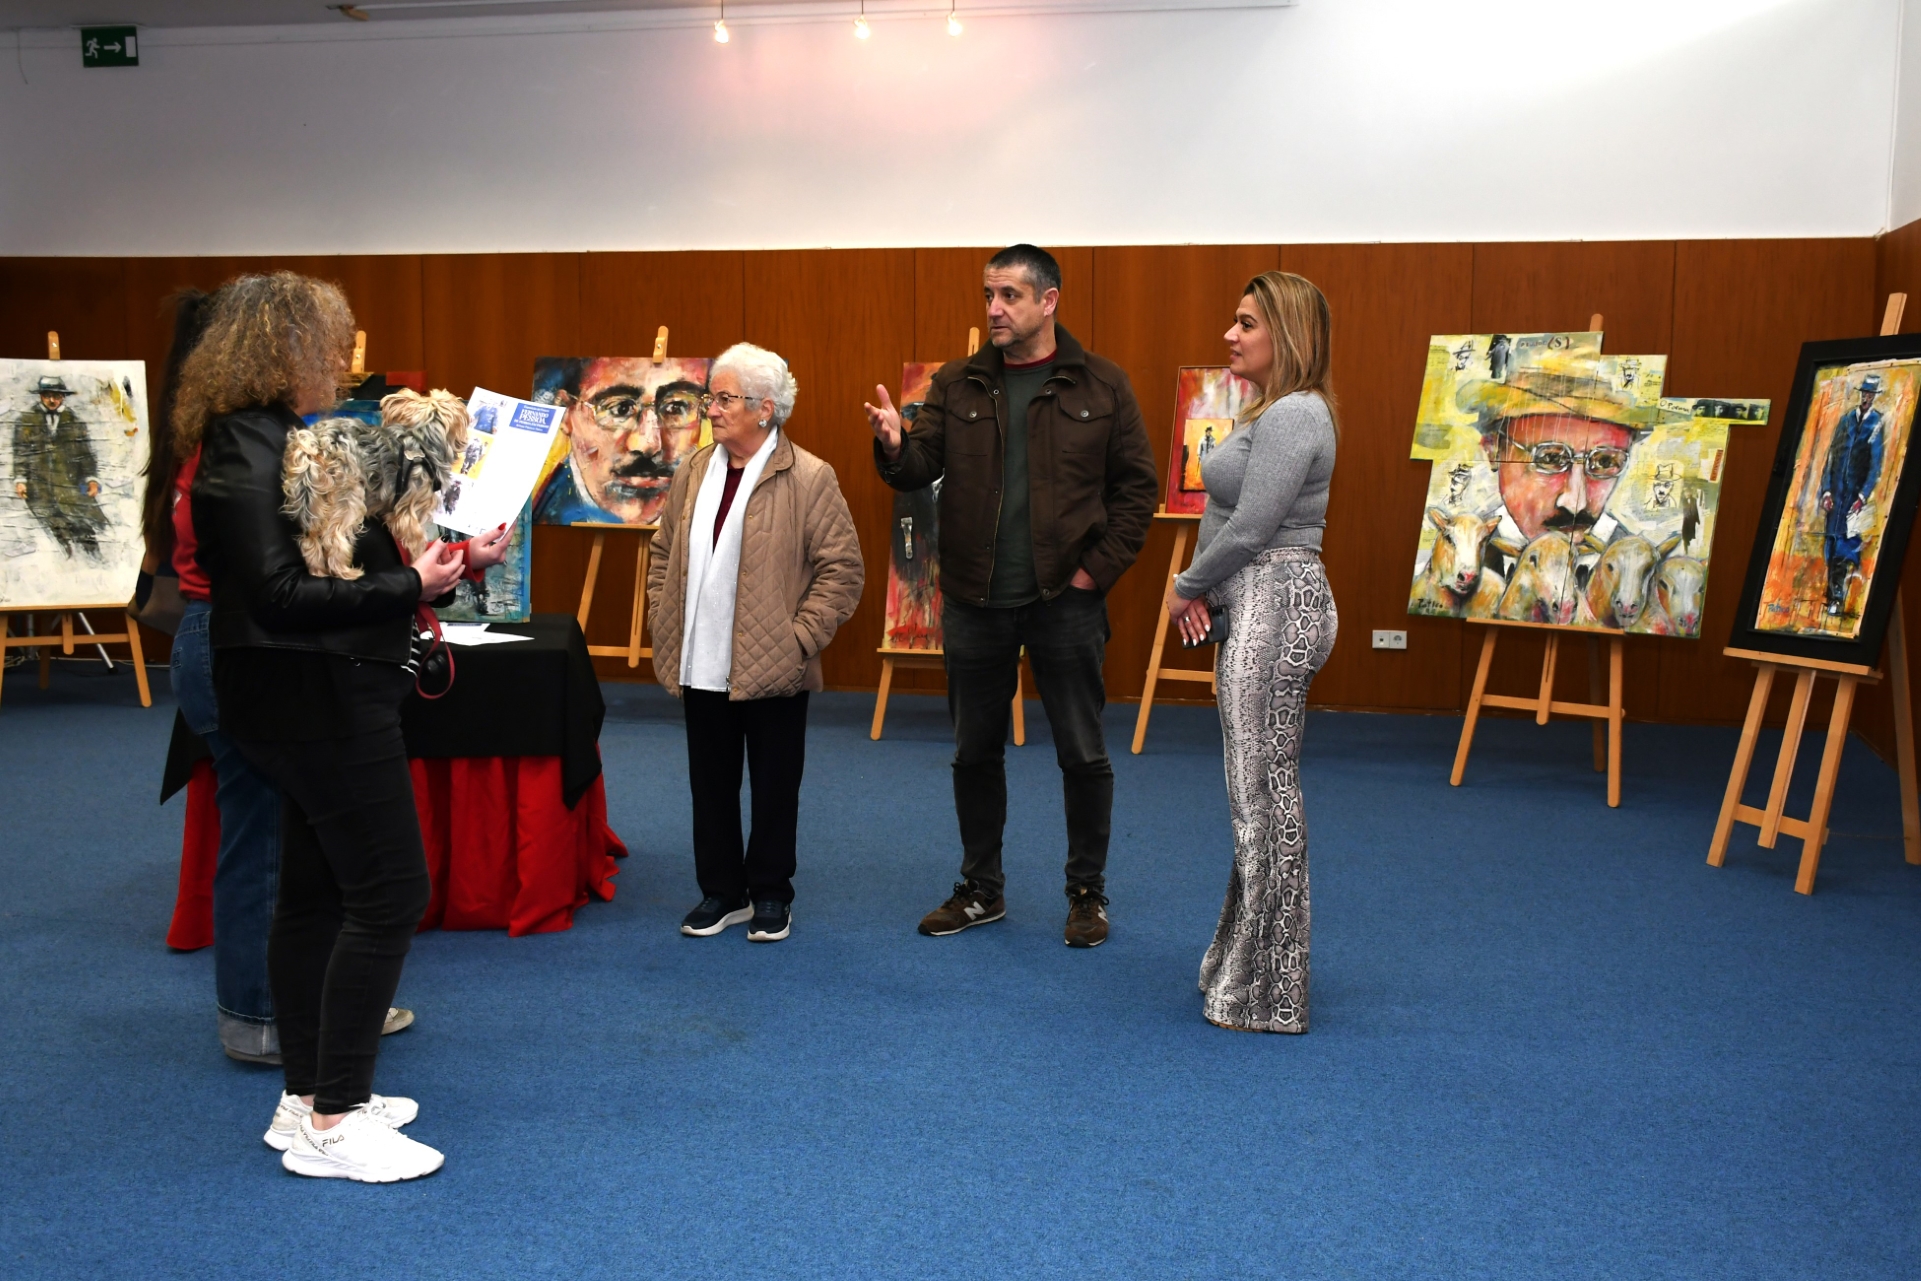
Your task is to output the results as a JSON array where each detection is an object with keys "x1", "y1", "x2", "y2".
[{"x1": 865, "y1": 245, "x2": 1158, "y2": 948}]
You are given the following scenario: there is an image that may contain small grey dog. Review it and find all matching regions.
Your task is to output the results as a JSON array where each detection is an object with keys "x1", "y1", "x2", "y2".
[{"x1": 280, "y1": 388, "x2": 470, "y2": 580}]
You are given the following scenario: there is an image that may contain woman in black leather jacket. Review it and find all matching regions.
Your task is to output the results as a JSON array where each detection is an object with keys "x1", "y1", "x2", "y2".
[{"x1": 178, "y1": 273, "x2": 506, "y2": 1182}]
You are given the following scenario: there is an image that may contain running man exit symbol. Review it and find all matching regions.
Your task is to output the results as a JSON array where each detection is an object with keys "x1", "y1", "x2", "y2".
[{"x1": 81, "y1": 27, "x2": 139, "y2": 67}]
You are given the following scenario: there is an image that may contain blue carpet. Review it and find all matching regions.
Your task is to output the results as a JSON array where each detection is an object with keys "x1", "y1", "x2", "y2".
[{"x1": 3, "y1": 661, "x2": 1921, "y2": 1279}]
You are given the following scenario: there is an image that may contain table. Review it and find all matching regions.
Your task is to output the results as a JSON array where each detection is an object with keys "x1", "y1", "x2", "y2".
[{"x1": 164, "y1": 614, "x2": 628, "y2": 942}]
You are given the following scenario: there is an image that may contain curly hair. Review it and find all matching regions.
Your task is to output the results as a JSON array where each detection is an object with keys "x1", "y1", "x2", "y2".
[{"x1": 171, "y1": 271, "x2": 356, "y2": 454}]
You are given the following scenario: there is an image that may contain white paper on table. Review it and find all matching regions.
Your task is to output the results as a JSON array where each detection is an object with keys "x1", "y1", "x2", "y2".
[
  {"x1": 431, "y1": 388, "x2": 562, "y2": 536},
  {"x1": 440, "y1": 623, "x2": 535, "y2": 647}
]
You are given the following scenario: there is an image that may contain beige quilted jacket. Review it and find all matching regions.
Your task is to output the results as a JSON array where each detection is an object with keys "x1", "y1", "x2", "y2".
[{"x1": 647, "y1": 434, "x2": 864, "y2": 700}]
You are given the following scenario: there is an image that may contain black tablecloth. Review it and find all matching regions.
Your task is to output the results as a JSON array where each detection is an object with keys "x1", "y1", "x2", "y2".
[{"x1": 161, "y1": 614, "x2": 607, "y2": 807}]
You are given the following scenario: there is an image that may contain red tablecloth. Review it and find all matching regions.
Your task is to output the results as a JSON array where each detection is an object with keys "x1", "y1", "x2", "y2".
[{"x1": 167, "y1": 755, "x2": 626, "y2": 948}]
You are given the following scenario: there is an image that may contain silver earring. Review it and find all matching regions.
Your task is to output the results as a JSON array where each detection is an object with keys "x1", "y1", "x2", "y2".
[{"x1": 758, "y1": 420, "x2": 768, "y2": 428}]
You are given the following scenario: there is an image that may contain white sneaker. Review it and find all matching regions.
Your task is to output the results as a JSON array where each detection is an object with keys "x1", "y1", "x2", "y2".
[
  {"x1": 264, "y1": 1091, "x2": 420, "y2": 1151},
  {"x1": 281, "y1": 1107, "x2": 444, "y2": 1182}
]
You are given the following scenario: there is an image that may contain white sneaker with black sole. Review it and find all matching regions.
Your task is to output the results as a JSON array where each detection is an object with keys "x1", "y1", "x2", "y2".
[
  {"x1": 281, "y1": 1107, "x2": 444, "y2": 1182},
  {"x1": 264, "y1": 1091, "x2": 420, "y2": 1151}
]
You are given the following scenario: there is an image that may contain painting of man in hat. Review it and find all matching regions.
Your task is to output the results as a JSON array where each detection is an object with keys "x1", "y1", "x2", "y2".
[{"x1": 11, "y1": 373, "x2": 108, "y2": 558}]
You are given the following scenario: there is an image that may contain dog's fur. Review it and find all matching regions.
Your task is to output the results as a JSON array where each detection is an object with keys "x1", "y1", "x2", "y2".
[{"x1": 281, "y1": 388, "x2": 470, "y2": 580}]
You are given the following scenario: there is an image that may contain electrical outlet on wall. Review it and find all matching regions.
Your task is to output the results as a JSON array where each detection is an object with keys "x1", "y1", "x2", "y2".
[{"x1": 1372, "y1": 630, "x2": 1407, "y2": 650}]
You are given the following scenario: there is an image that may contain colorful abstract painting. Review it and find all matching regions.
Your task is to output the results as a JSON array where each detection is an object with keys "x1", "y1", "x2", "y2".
[
  {"x1": 1404, "y1": 332, "x2": 1760, "y2": 637},
  {"x1": 1752, "y1": 358, "x2": 1921, "y2": 640},
  {"x1": 1164, "y1": 367, "x2": 1258, "y2": 515},
  {"x1": 1, "y1": 359, "x2": 149, "y2": 608},
  {"x1": 529, "y1": 356, "x2": 713, "y2": 527},
  {"x1": 435, "y1": 501, "x2": 533, "y2": 624},
  {"x1": 882, "y1": 361, "x2": 943, "y2": 651}
]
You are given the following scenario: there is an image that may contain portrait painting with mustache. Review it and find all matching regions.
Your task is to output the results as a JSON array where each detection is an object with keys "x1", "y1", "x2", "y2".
[{"x1": 531, "y1": 355, "x2": 712, "y2": 526}]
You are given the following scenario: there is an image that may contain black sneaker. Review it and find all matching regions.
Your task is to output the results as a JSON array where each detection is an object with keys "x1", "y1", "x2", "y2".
[
  {"x1": 681, "y1": 895, "x2": 752, "y2": 937},
  {"x1": 747, "y1": 900, "x2": 791, "y2": 942}
]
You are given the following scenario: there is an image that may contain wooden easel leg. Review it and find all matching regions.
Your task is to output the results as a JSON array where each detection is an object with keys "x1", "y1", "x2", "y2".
[
  {"x1": 1760, "y1": 670, "x2": 1816, "y2": 849},
  {"x1": 1451, "y1": 628, "x2": 1499, "y2": 787},
  {"x1": 1588, "y1": 637, "x2": 1606, "y2": 773},
  {"x1": 60, "y1": 611, "x2": 74, "y2": 656},
  {"x1": 576, "y1": 531, "x2": 607, "y2": 631},
  {"x1": 1711, "y1": 667, "x2": 1775, "y2": 866},
  {"x1": 123, "y1": 610, "x2": 152, "y2": 709},
  {"x1": 870, "y1": 657, "x2": 896, "y2": 741},
  {"x1": 0, "y1": 614, "x2": 8, "y2": 709},
  {"x1": 1535, "y1": 632, "x2": 1559, "y2": 725},
  {"x1": 626, "y1": 534, "x2": 650, "y2": 668},
  {"x1": 1011, "y1": 651, "x2": 1026, "y2": 747},
  {"x1": 1795, "y1": 674, "x2": 1858, "y2": 895},
  {"x1": 1131, "y1": 526, "x2": 1190, "y2": 756},
  {"x1": 1887, "y1": 598, "x2": 1921, "y2": 866},
  {"x1": 1606, "y1": 638, "x2": 1623, "y2": 808}
]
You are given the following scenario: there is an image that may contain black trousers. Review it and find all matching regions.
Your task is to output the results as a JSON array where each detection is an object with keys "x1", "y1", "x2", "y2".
[
  {"x1": 943, "y1": 589, "x2": 1114, "y2": 895},
  {"x1": 235, "y1": 724, "x2": 431, "y2": 1114},
  {"x1": 683, "y1": 688, "x2": 809, "y2": 906}
]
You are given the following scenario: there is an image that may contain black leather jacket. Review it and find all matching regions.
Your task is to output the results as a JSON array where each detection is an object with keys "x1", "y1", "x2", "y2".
[{"x1": 191, "y1": 403, "x2": 424, "y2": 664}]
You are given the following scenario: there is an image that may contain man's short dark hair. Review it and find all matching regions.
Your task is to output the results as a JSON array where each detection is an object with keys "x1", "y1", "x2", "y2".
[{"x1": 987, "y1": 244, "x2": 1061, "y2": 296}]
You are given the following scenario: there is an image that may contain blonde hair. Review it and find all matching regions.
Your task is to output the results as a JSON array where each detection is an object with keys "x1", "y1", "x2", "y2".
[
  {"x1": 1239, "y1": 271, "x2": 1337, "y2": 432},
  {"x1": 171, "y1": 272, "x2": 356, "y2": 453}
]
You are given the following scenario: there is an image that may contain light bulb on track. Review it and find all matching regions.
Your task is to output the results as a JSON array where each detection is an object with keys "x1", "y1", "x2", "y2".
[
  {"x1": 947, "y1": 4, "x2": 962, "y2": 35},
  {"x1": 713, "y1": 18, "x2": 729, "y2": 41},
  {"x1": 854, "y1": 14, "x2": 870, "y2": 38}
]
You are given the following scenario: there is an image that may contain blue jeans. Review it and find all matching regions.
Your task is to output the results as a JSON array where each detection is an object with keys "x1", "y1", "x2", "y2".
[{"x1": 171, "y1": 599, "x2": 280, "y2": 1032}]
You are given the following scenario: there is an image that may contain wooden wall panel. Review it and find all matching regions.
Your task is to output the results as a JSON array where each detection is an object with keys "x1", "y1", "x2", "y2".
[
  {"x1": 743, "y1": 249, "x2": 916, "y2": 691},
  {"x1": 1659, "y1": 238, "x2": 1878, "y2": 725},
  {"x1": 1285, "y1": 242, "x2": 1475, "y2": 710},
  {"x1": 0, "y1": 259, "x2": 129, "y2": 361},
  {"x1": 580, "y1": 251, "x2": 747, "y2": 357},
  {"x1": 1088, "y1": 245, "x2": 1281, "y2": 702}
]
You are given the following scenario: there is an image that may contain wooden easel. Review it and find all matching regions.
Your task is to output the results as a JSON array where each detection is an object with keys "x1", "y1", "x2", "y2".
[
  {"x1": 572, "y1": 325, "x2": 673, "y2": 670},
  {"x1": 0, "y1": 329, "x2": 153, "y2": 710},
  {"x1": 1707, "y1": 293, "x2": 1921, "y2": 893},
  {"x1": 1130, "y1": 509, "x2": 1211, "y2": 754},
  {"x1": 1452, "y1": 620, "x2": 1625, "y2": 805},
  {"x1": 1447, "y1": 313, "x2": 1627, "y2": 805},
  {"x1": 870, "y1": 326, "x2": 1026, "y2": 745}
]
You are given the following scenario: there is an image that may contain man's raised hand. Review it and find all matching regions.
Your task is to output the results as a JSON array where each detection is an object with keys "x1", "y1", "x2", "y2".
[{"x1": 863, "y1": 384, "x2": 903, "y2": 459}]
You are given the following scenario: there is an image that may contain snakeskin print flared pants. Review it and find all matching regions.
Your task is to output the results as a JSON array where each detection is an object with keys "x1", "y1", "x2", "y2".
[{"x1": 1199, "y1": 548, "x2": 1337, "y2": 1033}]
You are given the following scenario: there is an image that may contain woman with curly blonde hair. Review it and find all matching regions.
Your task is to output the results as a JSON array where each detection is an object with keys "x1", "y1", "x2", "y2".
[{"x1": 184, "y1": 272, "x2": 506, "y2": 1181}]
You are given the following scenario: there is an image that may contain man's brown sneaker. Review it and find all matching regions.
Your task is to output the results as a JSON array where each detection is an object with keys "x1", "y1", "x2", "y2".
[
  {"x1": 1064, "y1": 885, "x2": 1109, "y2": 948},
  {"x1": 918, "y1": 881, "x2": 1006, "y2": 936}
]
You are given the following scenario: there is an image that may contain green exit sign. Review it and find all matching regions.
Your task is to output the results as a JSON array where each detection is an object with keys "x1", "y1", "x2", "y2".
[{"x1": 81, "y1": 27, "x2": 138, "y2": 68}]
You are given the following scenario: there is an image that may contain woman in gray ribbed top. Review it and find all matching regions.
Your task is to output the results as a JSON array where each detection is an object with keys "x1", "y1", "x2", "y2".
[{"x1": 1172, "y1": 271, "x2": 1339, "y2": 1035}]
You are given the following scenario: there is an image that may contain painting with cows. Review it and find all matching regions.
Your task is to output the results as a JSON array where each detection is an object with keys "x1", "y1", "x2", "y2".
[
  {"x1": 1406, "y1": 331, "x2": 1764, "y2": 638},
  {"x1": 2, "y1": 359, "x2": 150, "y2": 609}
]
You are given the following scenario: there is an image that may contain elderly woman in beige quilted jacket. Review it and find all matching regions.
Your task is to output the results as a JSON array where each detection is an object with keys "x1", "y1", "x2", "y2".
[{"x1": 646, "y1": 342, "x2": 863, "y2": 943}]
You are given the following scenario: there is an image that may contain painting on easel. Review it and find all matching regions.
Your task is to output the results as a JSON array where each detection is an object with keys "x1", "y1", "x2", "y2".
[
  {"x1": 1, "y1": 359, "x2": 149, "y2": 608},
  {"x1": 528, "y1": 356, "x2": 713, "y2": 527},
  {"x1": 1164, "y1": 367, "x2": 1257, "y2": 516},
  {"x1": 883, "y1": 362, "x2": 943, "y2": 651},
  {"x1": 436, "y1": 501, "x2": 533, "y2": 624},
  {"x1": 1731, "y1": 334, "x2": 1921, "y2": 665}
]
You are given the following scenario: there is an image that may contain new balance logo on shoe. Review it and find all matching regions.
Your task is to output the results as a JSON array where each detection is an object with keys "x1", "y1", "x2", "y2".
[{"x1": 963, "y1": 902, "x2": 987, "y2": 920}]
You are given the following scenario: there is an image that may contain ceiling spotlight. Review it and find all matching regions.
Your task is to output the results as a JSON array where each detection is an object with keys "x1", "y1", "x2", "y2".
[
  {"x1": 855, "y1": 0, "x2": 870, "y2": 38},
  {"x1": 947, "y1": 9, "x2": 962, "y2": 35},
  {"x1": 713, "y1": 18, "x2": 729, "y2": 41}
]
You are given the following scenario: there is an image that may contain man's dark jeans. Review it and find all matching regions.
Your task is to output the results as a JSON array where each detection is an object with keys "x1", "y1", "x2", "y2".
[{"x1": 943, "y1": 588, "x2": 1113, "y2": 895}]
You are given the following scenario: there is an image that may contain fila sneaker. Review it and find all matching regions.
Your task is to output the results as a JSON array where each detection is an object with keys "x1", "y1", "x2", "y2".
[
  {"x1": 917, "y1": 881, "x2": 1006, "y2": 936},
  {"x1": 281, "y1": 1107, "x2": 443, "y2": 1182},
  {"x1": 264, "y1": 1091, "x2": 419, "y2": 1152}
]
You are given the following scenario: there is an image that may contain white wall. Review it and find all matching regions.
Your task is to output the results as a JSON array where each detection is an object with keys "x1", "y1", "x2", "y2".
[
  {"x1": 1893, "y1": 0, "x2": 1921, "y2": 228},
  {"x1": 0, "y1": 0, "x2": 1903, "y2": 255}
]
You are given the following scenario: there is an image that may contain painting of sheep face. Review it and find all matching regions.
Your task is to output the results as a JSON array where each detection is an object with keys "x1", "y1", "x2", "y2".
[
  {"x1": 1405, "y1": 332, "x2": 1763, "y2": 638},
  {"x1": 2, "y1": 360, "x2": 149, "y2": 608}
]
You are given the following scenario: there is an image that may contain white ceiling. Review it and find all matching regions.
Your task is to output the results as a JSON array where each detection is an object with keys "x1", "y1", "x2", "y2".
[{"x1": 0, "y1": 0, "x2": 725, "y2": 26}]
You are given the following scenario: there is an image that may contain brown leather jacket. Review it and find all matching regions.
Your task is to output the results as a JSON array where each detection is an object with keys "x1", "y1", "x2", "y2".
[
  {"x1": 647, "y1": 434, "x2": 864, "y2": 700},
  {"x1": 874, "y1": 325, "x2": 1159, "y2": 603}
]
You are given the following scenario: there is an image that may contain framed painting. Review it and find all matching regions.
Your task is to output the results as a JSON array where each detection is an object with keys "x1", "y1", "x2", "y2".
[
  {"x1": 1164, "y1": 367, "x2": 1257, "y2": 515},
  {"x1": 1728, "y1": 334, "x2": 1921, "y2": 666},
  {"x1": 882, "y1": 361, "x2": 943, "y2": 651},
  {"x1": 1, "y1": 359, "x2": 149, "y2": 608},
  {"x1": 528, "y1": 356, "x2": 713, "y2": 527}
]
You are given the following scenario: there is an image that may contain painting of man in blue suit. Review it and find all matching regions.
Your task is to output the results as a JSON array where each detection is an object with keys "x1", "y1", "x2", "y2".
[{"x1": 1820, "y1": 372, "x2": 1885, "y2": 616}]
